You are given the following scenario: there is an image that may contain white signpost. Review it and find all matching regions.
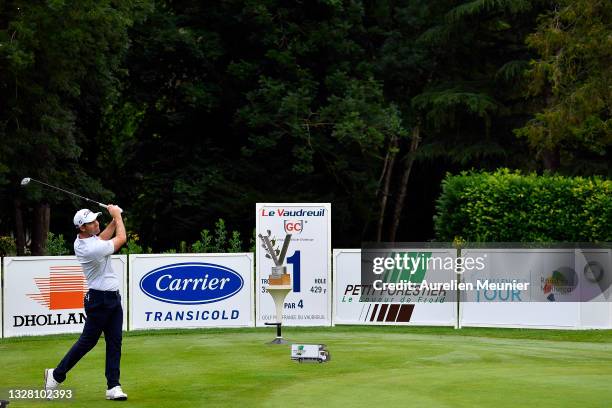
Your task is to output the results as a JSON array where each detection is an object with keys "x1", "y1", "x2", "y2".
[
  {"x1": 129, "y1": 253, "x2": 254, "y2": 330},
  {"x1": 256, "y1": 203, "x2": 332, "y2": 326},
  {"x1": 2, "y1": 256, "x2": 127, "y2": 338}
]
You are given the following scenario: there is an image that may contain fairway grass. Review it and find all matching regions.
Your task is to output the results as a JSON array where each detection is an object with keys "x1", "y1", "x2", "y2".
[{"x1": 2, "y1": 326, "x2": 612, "y2": 407}]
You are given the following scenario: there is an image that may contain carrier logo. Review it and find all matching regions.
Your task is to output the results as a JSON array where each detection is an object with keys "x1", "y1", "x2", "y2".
[
  {"x1": 28, "y1": 266, "x2": 88, "y2": 310},
  {"x1": 140, "y1": 262, "x2": 244, "y2": 305},
  {"x1": 284, "y1": 220, "x2": 304, "y2": 234}
]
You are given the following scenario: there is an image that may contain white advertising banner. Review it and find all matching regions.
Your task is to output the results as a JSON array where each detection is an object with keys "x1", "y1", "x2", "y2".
[
  {"x1": 129, "y1": 253, "x2": 254, "y2": 330},
  {"x1": 256, "y1": 203, "x2": 331, "y2": 326},
  {"x1": 577, "y1": 248, "x2": 612, "y2": 329},
  {"x1": 2, "y1": 256, "x2": 127, "y2": 338},
  {"x1": 333, "y1": 249, "x2": 457, "y2": 326},
  {"x1": 459, "y1": 248, "x2": 612, "y2": 329},
  {"x1": 0, "y1": 261, "x2": 3, "y2": 338}
]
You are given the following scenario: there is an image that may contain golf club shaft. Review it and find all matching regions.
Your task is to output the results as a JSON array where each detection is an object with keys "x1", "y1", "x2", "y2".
[{"x1": 27, "y1": 178, "x2": 111, "y2": 210}]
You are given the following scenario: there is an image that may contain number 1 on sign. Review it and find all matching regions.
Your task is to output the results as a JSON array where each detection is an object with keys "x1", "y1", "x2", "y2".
[{"x1": 287, "y1": 250, "x2": 301, "y2": 292}]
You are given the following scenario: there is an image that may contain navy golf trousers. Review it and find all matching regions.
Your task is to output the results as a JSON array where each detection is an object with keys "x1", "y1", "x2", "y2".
[{"x1": 53, "y1": 289, "x2": 123, "y2": 389}]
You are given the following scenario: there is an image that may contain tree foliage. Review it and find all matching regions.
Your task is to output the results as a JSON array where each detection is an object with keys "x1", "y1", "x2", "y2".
[
  {"x1": 0, "y1": 0, "x2": 151, "y2": 253},
  {"x1": 0, "y1": 0, "x2": 609, "y2": 251},
  {"x1": 515, "y1": 0, "x2": 611, "y2": 173}
]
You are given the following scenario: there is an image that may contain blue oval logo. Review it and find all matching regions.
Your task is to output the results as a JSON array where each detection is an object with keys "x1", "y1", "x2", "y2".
[{"x1": 140, "y1": 262, "x2": 244, "y2": 305}]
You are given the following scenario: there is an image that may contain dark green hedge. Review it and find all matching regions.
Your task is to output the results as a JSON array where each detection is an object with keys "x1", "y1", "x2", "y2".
[{"x1": 434, "y1": 169, "x2": 612, "y2": 242}]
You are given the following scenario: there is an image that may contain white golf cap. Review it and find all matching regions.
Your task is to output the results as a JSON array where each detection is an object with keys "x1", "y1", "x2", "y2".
[{"x1": 73, "y1": 209, "x2": 102, "y2": 228}]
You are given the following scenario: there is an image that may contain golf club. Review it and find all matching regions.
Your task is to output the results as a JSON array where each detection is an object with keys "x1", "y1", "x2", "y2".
[{"x1": 21, "y1": 177, "x2": 122, "y2": 213}]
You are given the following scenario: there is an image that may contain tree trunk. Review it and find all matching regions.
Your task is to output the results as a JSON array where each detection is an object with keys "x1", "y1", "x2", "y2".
[
  {"x1": 388, "y1": 126, "x2": 421, "y2": 242},
  {"x1": 541, "y1": 91, "x2": 560, "y2": 172},
  {"x1": 542, "y1": 147, "x2": 560, "y2": 171},
  {"x1": 14, "y1": 198, "x2": 26, "y2": 256},
  {"x1": 30, "y1": 203, "x2": 50, "y2": 256},
  {"x1": 376, "y1": 136, "x2": 398, "y2": 242}
]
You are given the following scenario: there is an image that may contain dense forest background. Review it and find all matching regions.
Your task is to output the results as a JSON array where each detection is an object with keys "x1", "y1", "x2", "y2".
[{"x1": 0, "y1": 0, "x2": 610, "y2": 254}]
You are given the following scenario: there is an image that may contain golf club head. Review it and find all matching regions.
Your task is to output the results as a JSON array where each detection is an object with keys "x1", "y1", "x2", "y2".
[{"x1": 20, "y1": 177, "x2": 31, "y2": 186}]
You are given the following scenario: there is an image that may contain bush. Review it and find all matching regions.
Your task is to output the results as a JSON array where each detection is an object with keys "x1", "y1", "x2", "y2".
[
  {"x1": 191, "y1": 218, "x2": 243, "y2": 253},
  {"x1": 191, "y1": 229, "x2": 213, "y2": 253},
  {"x1": 46, "y1": 232, "x2": 70, "y2": 256},
  {"x1": 0, "y1": 236, "x2": 17, "y2": 256},
  {"x1": 120, "y1": 232, "x2": 152, "y2": 255},
  {"x1": 434, "y1": 169, "x2": 612, "y2": 242}
]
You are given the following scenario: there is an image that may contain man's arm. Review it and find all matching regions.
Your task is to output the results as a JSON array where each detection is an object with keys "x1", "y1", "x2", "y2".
[
  {"x1": 99, "y1": 219, "x2": 116, "y2": 240},
  {"x1": 107, "y1": 205, "x2": 127, "y2": 252}
]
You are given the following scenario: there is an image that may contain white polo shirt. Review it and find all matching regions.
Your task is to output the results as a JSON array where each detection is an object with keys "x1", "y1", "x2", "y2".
[{"x1": 74, "y1": 235, "x2": 118, "y2": 291}]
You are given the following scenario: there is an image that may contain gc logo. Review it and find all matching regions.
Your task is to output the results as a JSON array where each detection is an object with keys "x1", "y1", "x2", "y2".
[{"x1": 284, "y1": 220, "x2": 304, "y2": 234}]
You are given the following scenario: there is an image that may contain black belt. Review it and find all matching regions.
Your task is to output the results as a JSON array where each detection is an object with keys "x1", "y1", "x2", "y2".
[{"x1": 88, "y1": 289, "x2": 120, "y2": 297}]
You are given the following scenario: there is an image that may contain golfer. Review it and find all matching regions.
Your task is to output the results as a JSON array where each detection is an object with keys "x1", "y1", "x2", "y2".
[{"x1": 44, "y1": 205, "x2": 127, "y2": 401}]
